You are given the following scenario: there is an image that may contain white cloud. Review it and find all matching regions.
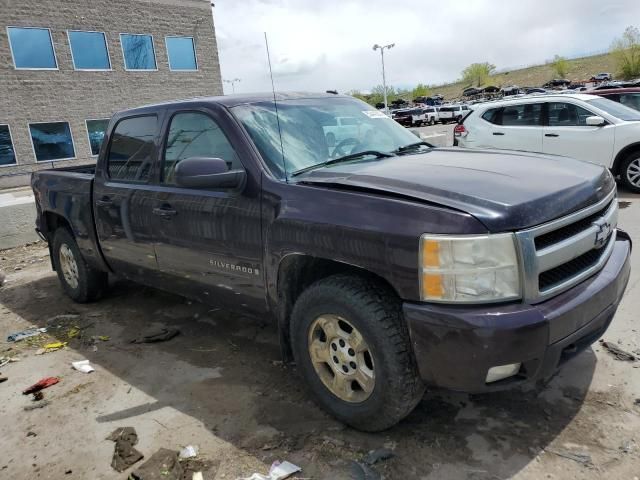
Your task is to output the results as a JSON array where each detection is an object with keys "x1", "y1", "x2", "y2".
[{"x1": 214, "y1": 0, "x2": 640, "y2": 94}]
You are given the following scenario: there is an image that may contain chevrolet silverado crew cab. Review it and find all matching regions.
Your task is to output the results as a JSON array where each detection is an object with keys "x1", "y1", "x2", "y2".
[{"x1": 32, "y1": 93, "x2": 631, "y2": 431}]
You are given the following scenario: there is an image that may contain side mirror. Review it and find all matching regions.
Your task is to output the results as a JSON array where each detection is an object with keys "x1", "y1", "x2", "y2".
[
  {"x1": 175, "y1": 157, "x2": 246, "y2": 189},
  {"x1": 586, "y1": 115, "x2": 606, "y2": 126}
]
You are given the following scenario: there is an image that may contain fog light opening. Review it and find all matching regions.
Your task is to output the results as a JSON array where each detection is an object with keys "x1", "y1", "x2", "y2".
[{"x1": 486, "y1": 363, "x2": 521, "y2": 383}]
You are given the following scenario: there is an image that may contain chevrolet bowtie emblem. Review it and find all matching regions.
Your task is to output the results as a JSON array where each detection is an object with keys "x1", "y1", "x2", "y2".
[{"x1": 593, "y1": 218, "x2": 612, "y2": 249}]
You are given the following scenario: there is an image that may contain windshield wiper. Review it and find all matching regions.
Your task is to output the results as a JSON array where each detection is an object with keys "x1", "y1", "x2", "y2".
[
  {"x1": 393, "y1": 141, "x2": 433, "y2": 154},
  {"x1": 291, "y1": 150, "x2": 394, "y2": 177}
]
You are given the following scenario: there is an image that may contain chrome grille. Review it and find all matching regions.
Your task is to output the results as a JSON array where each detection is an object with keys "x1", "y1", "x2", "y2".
[{"x1": 515, "y1": 189, "x2": 618, "y2": 303}]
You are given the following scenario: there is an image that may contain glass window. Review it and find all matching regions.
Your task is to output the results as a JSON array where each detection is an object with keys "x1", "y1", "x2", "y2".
[
  {"x1": 7, "y1": 27, "x2": 57, "y2": 69},
  {"x1": 163, "y1": 112, "x2": 240, "y2": 184},
  {"x1": 165, "y1": 36, "x2": 197, "y2": 71},
  {"x1": 548, "y1": 102, "x2": 598, "y2": 126},
  {"x1": 29, "y1": 122, "x2": 75, "y2": 162},
  {"x1": 586, "y1": 97, "x2": 640, "y2": 120},
  {"x1": 482, "y1": 108, "x2": 501, "y2": 124},
  {"x1": 120, "y1": 34, "x2": 156, "y2": 70},
  {"x1": 68, "y1": 31, "x2": 110, "y2": 70},
  {"x1": 86, "y1": 119, "x2": 109, "y2": 156},
  {"x1": 0, "y1": 126, "x2": 17, "y2": 166},
  {"x1": 107, "y1": 116, "x2": 157, "y2": 181},
  {"x1": 500, "y1": 103, "x2": 542, "y2": 126},
  {"x1": 618, "y1": 93, "x2": 640, "y2": 112},
  {"x1": 232, "y1": 97, "x2": 421, "y2": 179}
]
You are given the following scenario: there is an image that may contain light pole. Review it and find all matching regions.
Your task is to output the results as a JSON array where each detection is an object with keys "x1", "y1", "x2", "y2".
[
  {"x1": 224, "y1": 78, "x2": 241, "y2": 94},
  {"x1": 372, "y1": 43, "x2": 394, "y2": 115}
]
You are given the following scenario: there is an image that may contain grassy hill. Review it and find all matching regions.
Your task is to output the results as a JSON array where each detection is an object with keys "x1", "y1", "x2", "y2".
[{"x1": 431, "y1": 52, "x2": 618, "y2": 100}]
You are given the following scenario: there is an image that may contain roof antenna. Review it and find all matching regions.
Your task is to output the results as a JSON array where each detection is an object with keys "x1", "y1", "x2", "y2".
[{"x1": 264, "y1": 32, "x2": 288, "y2": 181}]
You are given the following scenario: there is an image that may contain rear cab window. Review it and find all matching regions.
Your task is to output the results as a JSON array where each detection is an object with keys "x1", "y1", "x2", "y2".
[{"x1": 107, "y1": 115, "x2": 158, "y2": 182}]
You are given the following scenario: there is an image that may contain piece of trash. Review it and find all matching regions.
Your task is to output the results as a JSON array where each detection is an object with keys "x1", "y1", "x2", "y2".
[
  {"x1": 33, "y1": 391, "x2": 44, "y2": 401},
  {"x1": 67, "y1": 327, "x2": 81, "y2": 339},
  {"x1": 130, "y1": 448, "x2": 181, "y2": 480},
  {"x1": 0, "y1": 356, "x2": 20, "y2": 367},
  {"x1": 545, "y1": 448, "x2": 592, "y2": 466},
  {"x1": 98, "y1": 335, "x2": 110, "y2": 341},
  {"x1": 363, "y1": 448, "x2": 394, "y2": 466},
  {"x1": 24, "y1": 400, "x2": 50, "y2": 411},
  {"x1": 72, "y1": 360, "x2": 95, "y2": 374},
  {"x1": 130, "y1": 327, "x2": 179, "y2": 344},
  {"x1": 26, "y1": 431, "x2": 37, "y2": 437},
  {"x1": 349, "y1": 461, "x2": 381, "y2": 480},
  {"x1": 42, "y1": 341, "x2": 68, "y2": 353},
  {"x1": 620, "y1": 440, "x2": 635, "y2": 453},
  {"x1": 600, "y1": 340, "x2": 636, "y2": 361},
  {"x1": 23, "y1": 377, "x2": 60, "y2": 395},
  {"x1": 268, "y1": 461, "x2": 301, "y2": 480},
  {"x1": 179, "y1": 445, "x2": 199, "y2": 459},
  {"x1": 192, "y1": 473, "x2": 204, "y2": 480},
  {"x1": 0, "y1": 375, "x2": 7, "y2": 383},
  {"x1": 7, "y1": 327, "x2": 47, "y2": 342},
  {"x1": 107, "y1": 427, "x2": 144, "y2": 472}
]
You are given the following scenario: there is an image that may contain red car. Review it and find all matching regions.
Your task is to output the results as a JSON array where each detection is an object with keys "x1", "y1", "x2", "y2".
[{"x1": 589, "y1": 87, "x2": 640, "y2": 111}]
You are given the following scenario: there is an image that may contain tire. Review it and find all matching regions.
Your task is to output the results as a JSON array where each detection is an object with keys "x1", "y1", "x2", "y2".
[
  {"x1": 429, "y1": 117, "x2": 435, "y2": 126},
  {"x1": 290, "y1": 274, "x2": 425, "y2": 431},
  {"x1": 620, "y1": 152, "x2": 640, "y2": 194},
  {"x1": 52, "y1": 228, "x2": 108, "y2": 303}
]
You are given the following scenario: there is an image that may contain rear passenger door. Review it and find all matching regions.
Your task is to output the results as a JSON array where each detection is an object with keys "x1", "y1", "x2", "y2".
[
  {"x1": 542, "y1": 102, "x2": 614, "y2": 165},
  {"x1": 150, "y1": 108, "x2": 264, "y2": 313},
  {"x1": 484, "y1": 103, "x2": 543, "y2": 152},
  {"x1": 93, "y1": 114, "x2": 161, "y2": 279}
]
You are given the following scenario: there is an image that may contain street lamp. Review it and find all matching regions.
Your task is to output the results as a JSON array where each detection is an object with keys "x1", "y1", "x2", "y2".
[
  {"x1": 372, "y1": 43, "x2": 394, "y2": 115},
  {"x1": 223, "y1": 78, "x2": 241, "y2": 94}
]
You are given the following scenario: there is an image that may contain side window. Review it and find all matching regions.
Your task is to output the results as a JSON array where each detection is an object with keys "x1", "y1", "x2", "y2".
[
  {"x1": 619, "y1": 94, "x2": 640, "y2": 112},
  {"x1": 107, "y1": 116, "x2": 157, "y2": 182},
  {"x1": 501, "y1": 103, "x2": 542, "y2": 126},
  {"x1": 481, "y1": 108, "x2": 501, "y2": 124},
  {"x1": 548, "y1": 102, "x2": 594, "y2": 126},
  {"x1": 163, "y1": 112, "x2": 240, "y2": 184}
]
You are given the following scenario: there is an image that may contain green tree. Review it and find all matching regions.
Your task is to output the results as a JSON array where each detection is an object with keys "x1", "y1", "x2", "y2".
[
  {"x1": 412, "y1": 83, "x2": 432, "y2": 98},
  {"x1": 551, "y1": 55, "x2": 569, "y2": 78},
  {"x1": 461, "y1": 62, "x2": 496, "y2": 87},
  {"x1": 611, "y1": 26, "x2": 640, "y2": 79}
]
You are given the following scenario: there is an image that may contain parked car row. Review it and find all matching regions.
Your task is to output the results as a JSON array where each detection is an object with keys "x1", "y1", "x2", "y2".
[
  {"x1": 391, "y1": 104, "x2": 471, "y2": 126},
  {"x1": 454, "y1": 93, "x2": 640, "y2": 192}
]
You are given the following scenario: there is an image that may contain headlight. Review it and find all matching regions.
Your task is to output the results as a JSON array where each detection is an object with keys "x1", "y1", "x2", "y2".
[{"x1": 419, "y1": 233, "x2": 521, "y2": 303}]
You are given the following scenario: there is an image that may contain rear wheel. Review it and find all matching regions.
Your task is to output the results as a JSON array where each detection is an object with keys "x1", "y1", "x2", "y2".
[
  {"x1": 620, "y1": 152, "x2": 640, "y2": 194},
  {"x1": 429, "y1": 117, "x2": 435, "y2": 126},
  {"x1": 291, "y1": 274, "x2": 425, "y2": 431},
  {"x1": 52, "y1": 228, "x2": 108, "y2": 303}
]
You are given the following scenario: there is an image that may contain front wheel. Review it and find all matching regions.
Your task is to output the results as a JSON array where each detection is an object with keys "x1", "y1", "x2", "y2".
[
  {"x1": 620, "y1": 153, "x2": 640, "y2": 194},
  {"x1": 52, "y1": 228, "x2": 108, "y2": 303},
  {"x1": 291, "y1": 274, "x2": 424, "y2": 431}
]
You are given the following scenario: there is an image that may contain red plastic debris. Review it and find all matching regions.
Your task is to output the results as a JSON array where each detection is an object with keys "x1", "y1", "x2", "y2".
[{"x1": 22, "y1": 377, "x2": 60, "y2": 395}]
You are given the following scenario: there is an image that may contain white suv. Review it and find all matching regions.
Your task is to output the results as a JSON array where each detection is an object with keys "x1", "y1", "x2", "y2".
[
  {"x1": 438, "y1": 104, "x2": 470, "y2": 123},
  {"x1": 455, "y1": 94, "x2": 640, "y2": 192}
]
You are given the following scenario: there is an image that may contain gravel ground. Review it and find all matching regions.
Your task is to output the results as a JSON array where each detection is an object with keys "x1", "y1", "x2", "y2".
[{"x1": 0, "y1": 191, "x2": 639, "y2": 480}]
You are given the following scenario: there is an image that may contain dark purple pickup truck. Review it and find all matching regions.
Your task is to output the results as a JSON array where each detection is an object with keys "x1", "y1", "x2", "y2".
[{"x1": 31, "y1": 93, "x2": 631, "y2": 431}]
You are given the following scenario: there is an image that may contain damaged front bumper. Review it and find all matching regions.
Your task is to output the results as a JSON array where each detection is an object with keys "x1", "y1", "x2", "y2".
[{"x1": 403, "y1": 231, "x2": 631, "y2": 393}]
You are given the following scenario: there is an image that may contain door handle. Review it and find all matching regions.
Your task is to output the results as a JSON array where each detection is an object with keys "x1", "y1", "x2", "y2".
[
  {"x1": 492, "y1": 132, "x2": 505, "y2": 136},
  {"x1": 96, "y1": 198, "x2": 113, "y2": 207},
  {"x1": 545, "y1": 133, "x2": 559, "y2": 137},
  {"x1": 153, "y1": 207, "x2": 177, "y2": 218}
]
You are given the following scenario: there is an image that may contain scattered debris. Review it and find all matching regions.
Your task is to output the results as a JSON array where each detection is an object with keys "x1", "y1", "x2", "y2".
[
  {"x1": 0, "y1": 375, "x2": 7, "y2": 383},
  {"x1": 620, "y1": 440, "x2": 635, "y2": 454},
  {"x1": 72, "y1": 360, "x2": 95, "y2": 374},
  {"x1": 26, "y1": 431, "x2": 37, "y2": 437},
  {"x1": 599, "y1": 340, "x2": 636, "y2": 361},
  {"x1": 35, "y1": 341, "x2": 68, "y2": 355},
  {"x1": 241, "y1": 461, "x2": 302, "y2": 480},
  {"x1": 635, "y1": 398, "x2": 640, "y2": 406},
  {"x1": 179, "y1": 445, "x2": 199, "y2": 459},
  {"x1": 131, "y1": 327, "x2": 180, "y2": 344},
  {"x1": 130, "y1": 448, "x2": 181, "y2": 480},
  {"x1": 98, "y1": 335, "x2": 110, "y2": 342},
  {"x1": 362, "y1": 448, "x2": 394, "y2": 466},
  {"x1": 23, "y1": 400, "x2": 50, "y2": 411},
  {"x1": 619, "y1": 201, "x2": 632, "y2": 209},
  {"x1": 107, "y1": 427, "x2": 144, "y2": 472},
  {"x1": 23, "y1": 377, "x2": 60, "y2": 395},
  {"x1": 33, "y1": 391, "x2": 44, "y2": 401},
  {"x1": 0, "y1": 356, "x2": 20, "y2": 368},
  {"x1": 192, "y1": 473, "x2": 204, "y2": 480},
  {"x1": 545, "y1": 448, "x2": 592, "y2": 466},
  {"x1": 7, "y1": 327, "x2": 47, "y2": 342},
  {"x1": 348, "y1": 461, "x2": 381, "y2": 480}
]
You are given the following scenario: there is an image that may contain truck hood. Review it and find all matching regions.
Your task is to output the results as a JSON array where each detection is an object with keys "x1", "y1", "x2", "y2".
[{"x1": 293, "y1": 148, "x2": 615, "y2": 231}]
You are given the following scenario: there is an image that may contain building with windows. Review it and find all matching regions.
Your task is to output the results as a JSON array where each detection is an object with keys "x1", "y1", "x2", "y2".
[{"x1": 0, "y1": 0, "x2": 222, "y2": 188}]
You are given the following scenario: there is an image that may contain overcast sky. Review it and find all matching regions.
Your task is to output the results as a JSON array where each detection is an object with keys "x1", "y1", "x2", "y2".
[{"x1": 214, "y1": 0, "x2": 640, "y2": 95}]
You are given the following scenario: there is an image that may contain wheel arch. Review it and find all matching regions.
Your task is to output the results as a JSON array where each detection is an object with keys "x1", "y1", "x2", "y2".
[
  {"x1": 274, "y1": 254, "x2": 401, "y2": 362},
  {"x1": 612, "y1": 142, "x2": 640, "y2": 176}
]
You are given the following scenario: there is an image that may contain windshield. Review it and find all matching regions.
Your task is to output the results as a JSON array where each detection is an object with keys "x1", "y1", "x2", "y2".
[
  {"x1": 586, "y1": 97, "x2": 640, "y2": 121},
  {"x1": 231, "y1": 97, "x2": 421, "y2": 179}
]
